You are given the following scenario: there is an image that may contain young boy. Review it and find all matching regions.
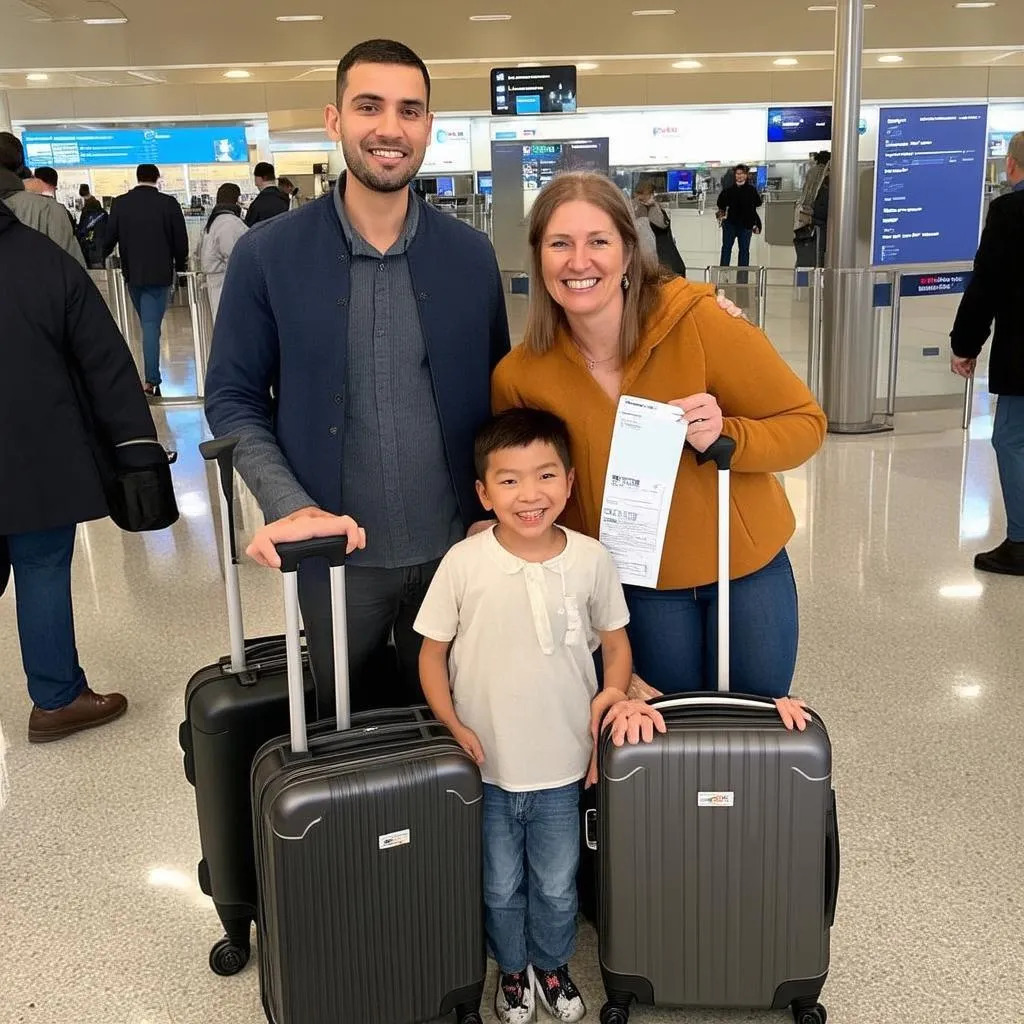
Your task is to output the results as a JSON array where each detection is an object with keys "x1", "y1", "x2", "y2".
[{"x1": 415, "y1": 408, "x2": 664, "y2": 1024}]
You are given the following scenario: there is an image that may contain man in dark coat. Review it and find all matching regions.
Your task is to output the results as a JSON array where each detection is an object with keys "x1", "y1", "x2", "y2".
[
  {"x1": 951, "y1": 130, "x2": 1024, "y2": 575},
  {"x1": 0, "y1": 200, "x2": 162, "y2": 742},
  {"x1": 102, "y1": 163, "x2": 189, "y2": 396},
  {"x1": 244, "y1": 162, "x2": 290, "y2": 227}
]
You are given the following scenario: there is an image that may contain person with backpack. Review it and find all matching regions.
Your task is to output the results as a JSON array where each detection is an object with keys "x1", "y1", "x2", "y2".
[{"x1": 76, "y1": 197, "x2": 108, "y2": 269}]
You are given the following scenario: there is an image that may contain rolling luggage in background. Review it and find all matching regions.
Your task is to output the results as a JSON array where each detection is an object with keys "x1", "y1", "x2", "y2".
[
  {"x1": 590, "y1": 436, "x2": 840, "y2": 1024},
  {"x1": 251, "y1": 537, "x2": 486, "y2": 1024},
  {"x1": 179, "y1": 436, "x2": 317, "y2": 976}
]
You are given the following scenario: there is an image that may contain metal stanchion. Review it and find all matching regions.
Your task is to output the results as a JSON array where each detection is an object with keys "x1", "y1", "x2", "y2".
[
  {"x1": 962, "y1": 375, "x2": 975, "y2": 431},
  {"x1": 184, "y1": 272, "x2": 209, "y2": 399},
  {"x1": 756, "y1": 266, "x2": 768, "y2": 330},
  {"x1": 885, "y1": 271, "x2": 902, "y2": 420},
  {"x1": 807, "y1": 268, "x2": 825, "y2": 402}
]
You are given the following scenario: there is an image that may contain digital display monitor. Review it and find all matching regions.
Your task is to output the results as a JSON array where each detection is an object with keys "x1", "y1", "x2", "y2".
[
  {"x1": 767, "y1": 107, "x2": 833, "y2": 144},
  {"x1": 491, "y1": 66, "x2": 578, "y2": 116},
  {"x1": 872, "y1": 104, "x2": 989, "y2": 266},
  {"x1": 519, "y1": 138, "x2": 609, "y2": 214},
  {"x1": 477, "y1": 172, "x2": 493, "y2": 196},
  {"x1": 435, "y1": 176, "x2": 455, "y2": 197},
  {"x1": 667, "y1": 170, "x2": 694, "y2": 194},
  {"x1": 21, "y1": 126, "x2": 249, "y2": 167},
  {"x1": 753, "y1": 166, "x2": 769, "y2": 191}
]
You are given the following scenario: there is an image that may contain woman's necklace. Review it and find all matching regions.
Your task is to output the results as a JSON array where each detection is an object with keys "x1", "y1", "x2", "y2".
[{"x1": 573, "y1": 338, "x2": 619, "y2": 372}]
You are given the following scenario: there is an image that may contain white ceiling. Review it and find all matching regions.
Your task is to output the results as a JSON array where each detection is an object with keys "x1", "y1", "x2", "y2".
[{"x1": 1, "y1": 0, "x2": 1022, "y2": 89}]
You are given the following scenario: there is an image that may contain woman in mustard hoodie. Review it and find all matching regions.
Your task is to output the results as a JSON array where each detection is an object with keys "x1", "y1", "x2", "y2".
[{"x1": 492, "y1": 172, "x2": 826, "y2": 708}]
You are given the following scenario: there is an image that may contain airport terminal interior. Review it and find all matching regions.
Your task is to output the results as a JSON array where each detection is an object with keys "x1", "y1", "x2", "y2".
[{"x1": 1, "y1": 2, "x2": 1023, "y2": 1023}]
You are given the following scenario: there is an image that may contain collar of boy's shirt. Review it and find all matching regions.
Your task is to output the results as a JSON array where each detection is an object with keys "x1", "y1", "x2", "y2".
[{"x1": 481, "y1": 524, "x2": 576, "y2": 575}]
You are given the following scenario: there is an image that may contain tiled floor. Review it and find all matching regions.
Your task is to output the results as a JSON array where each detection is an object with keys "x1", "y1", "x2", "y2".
[{"x1": 1, "y1": 306, "x2": 1021, "y2": 1024}]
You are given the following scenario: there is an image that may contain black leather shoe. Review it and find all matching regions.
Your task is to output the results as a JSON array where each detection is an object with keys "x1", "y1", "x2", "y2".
[{"x1": 974, "y1": 539, "x2": 1024, "y2": 576}]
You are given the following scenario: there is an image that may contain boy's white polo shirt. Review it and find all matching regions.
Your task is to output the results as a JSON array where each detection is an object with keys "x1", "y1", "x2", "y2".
[{"x1": 414, "y1": 526, "x2": 629, "y2": 793}]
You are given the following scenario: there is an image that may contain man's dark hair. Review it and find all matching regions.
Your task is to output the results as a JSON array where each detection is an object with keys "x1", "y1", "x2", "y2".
[
  {"x1": 335, "y1": 39, "x2": 431, "y2": 107},
  {"x1": 253, "y1": 161, "x2": 276, "y2": 181},
  {"x1": 215, "y1": 182, "x2": 242, "y2": 205},
  {"x1": 474, "y1": 408, "x2": 573, "y2": 481},
  {"x1": 137, "y1": 163, "x2": 160, "y2": 183},
  {"x1": 0, "y1": 131, "x2": 25, "y2": 173},
  {"x1": 734, "y1": 163, "x2": 750, "y2": 174},
  {"x1": 33, "y1": 166, "x2": 58, "y2": 188},
  {"x1": 79, "y1": 183, "x2": 91, "y2": 197},
  {"x1": 815, "y1": 150, "x2": 831, "y2": 165}
]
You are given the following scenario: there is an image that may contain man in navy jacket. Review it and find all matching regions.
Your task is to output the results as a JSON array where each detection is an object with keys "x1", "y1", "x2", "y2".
[{"x1": 205, "y1": 39, "x2": 510, "y2": 711}]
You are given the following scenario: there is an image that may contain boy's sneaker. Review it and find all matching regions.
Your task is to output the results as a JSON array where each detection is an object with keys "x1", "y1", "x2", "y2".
[
  {"x1": 495, "y1": 969, "x2": 535, "y2": 1024},
  {"x1": 529, "y1": 964, "x2": 586, "y2": 1023}
]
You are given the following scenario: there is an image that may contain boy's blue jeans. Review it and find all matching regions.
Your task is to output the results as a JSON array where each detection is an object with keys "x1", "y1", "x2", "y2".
[
  {"x1": 482, "y1": 782, "x2": 580, "y2": 974},
  {"x1": 625, "y1": 548, "x2": 798, "y2": 698}
]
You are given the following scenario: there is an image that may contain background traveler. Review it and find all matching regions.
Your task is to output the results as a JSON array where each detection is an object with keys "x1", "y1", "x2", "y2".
[
  {"x1": 716, "y1": 162, "x2": 763, "y2": 269},
  {"x1": 244, "y1": 162, "x2": 289, "y2": 226},
  {"x1": 103, "y1": 163, "x2": 189, "y2": 397},
  {"x1": 950, "y1": 130, "x2": 1024, "y2": 576},
  {"x1": 196, "y1": 182, "x2": 247, "y2": 320},
  {"x1": 0, "y1": 132, "x2": 84, "y2": 266},
  {"x1": 0, "y1": 200, "x2": 165, "y2": 742}
]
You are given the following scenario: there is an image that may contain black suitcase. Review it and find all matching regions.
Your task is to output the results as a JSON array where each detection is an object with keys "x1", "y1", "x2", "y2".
[
  {"x1": 251, "y1": 537, "x2": 486, "y2": 1024},
  {"x1": 589, "y1": 437, "x2": 840, "y2": 1024},
  {"x1": 179, "y1": 437, "x2": 317, "y2": 975}
]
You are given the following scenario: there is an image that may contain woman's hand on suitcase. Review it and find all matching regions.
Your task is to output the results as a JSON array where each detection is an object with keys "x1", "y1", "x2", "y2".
[
  {"x1": 670, "y1": 394, "x2": 724, "y2": 454},
  {"x1": 246, "y1": 509, "x2": 367, "y2": 568},
  {"x1": 774, "y1": 697, "x2": 811, "y2": 731}
]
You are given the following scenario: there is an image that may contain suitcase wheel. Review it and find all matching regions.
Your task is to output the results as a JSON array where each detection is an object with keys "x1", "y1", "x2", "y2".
[
  {"x1": 793, "y1": 1004, "x2": 827, "y2": 1024},
  {"x1": 599, "y1": 1003, "x2": 631, "y2": 1024},
  {"x1": 209, "y1": 937, "x2": 250, "y2": 976}
]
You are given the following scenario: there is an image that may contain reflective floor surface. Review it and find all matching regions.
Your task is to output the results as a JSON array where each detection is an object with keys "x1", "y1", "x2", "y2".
[{"x1": 0, "y1": 354, "x2": 1021, "y2": 1024}]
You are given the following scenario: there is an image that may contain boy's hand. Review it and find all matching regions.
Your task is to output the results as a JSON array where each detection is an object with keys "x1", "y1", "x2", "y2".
[
  {"x1": 451, "y1": 723, "x2": 485, "y2": 765},
  {"x1": 246, "y1": 511, "x2": 367, "y2": 568},
  {"x1": 603, "y1": 700, "x2": 667, "y2": 746},
  {"x1": 775, "y1": 697, "x2": 812, "y2": 731},
  {"x1": 589, "y1": 689, "x2": 627, "y2": 745},
  {"x1": 585, "y1": 698, "x2": 668, "y2": 788}
]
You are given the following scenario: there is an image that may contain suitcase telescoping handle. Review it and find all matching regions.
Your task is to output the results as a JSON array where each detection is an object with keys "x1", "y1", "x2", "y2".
[
  {"x1": 274, "y1": 537, "x2": 350, "y2": 753},
  {"x1": 199, "y1": 436, "x2": 245, "y2": 674},
  {"x1": 694, "y1": 434, "x2": 736, "y2": 693}
]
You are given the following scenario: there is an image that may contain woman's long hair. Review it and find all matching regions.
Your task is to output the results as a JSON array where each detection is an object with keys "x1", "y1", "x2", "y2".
[{"x1": 525, "y1": 172, "x2": 672, "y2": 361}]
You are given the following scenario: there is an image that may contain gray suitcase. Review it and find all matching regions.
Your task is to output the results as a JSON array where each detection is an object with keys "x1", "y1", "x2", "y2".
[
  {"x1": 251, "y1": 537, "x2": 486, "y2": 1024},
  {"x1": 589, "y1": 437, "x2": 839, "y2": 1024}
]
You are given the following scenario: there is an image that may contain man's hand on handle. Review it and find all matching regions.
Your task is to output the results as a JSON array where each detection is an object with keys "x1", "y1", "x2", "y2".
[
  {"x1": 246, "y1": 507, "x2": 367, "y2": 568},
  {"x1": 951, "y1": 355, "x2": 977, "y2": 379}
]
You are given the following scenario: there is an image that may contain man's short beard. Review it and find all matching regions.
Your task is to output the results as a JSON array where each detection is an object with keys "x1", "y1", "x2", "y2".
[{"x1": 342, "y1": 138, "x2": 422, "y2": 194}]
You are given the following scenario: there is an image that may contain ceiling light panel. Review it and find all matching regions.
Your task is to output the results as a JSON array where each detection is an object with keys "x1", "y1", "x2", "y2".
[
  {"x1": 223, "y1": 69, "x2": 252, "y2": 78},
  {"x1": 672, "y1": 60, "x2": 703, "y2": 69},
  {"x1": 276, "y1": 13, "x2": 324, "y2": 20},
  {"x1": 774, "y1": 58, "x2": 799, "y2": 65},
  {"x1": 632, "y1": 9, "x2": 677, "y2": 15},
  {"x1": 469, "y1": 13, "x2": 512, "y2": 20}
]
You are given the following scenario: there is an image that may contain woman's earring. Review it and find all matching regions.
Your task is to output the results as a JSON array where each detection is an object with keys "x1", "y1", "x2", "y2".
[{"x1": 621, "y1": 273, "x2": 631, "y2": 292}]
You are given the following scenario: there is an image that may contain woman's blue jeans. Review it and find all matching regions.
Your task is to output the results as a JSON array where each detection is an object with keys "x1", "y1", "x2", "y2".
[{"x1": 624, "y1": 548, "x2": 798, "y2": 698}]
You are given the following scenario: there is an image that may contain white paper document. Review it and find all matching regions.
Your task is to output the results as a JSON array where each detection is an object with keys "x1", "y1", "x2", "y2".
[{"x1": 598, "y1": 396, "x2": 687, "y2": 589}]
